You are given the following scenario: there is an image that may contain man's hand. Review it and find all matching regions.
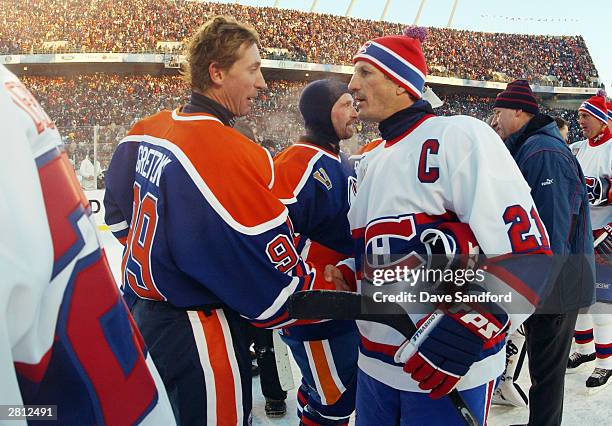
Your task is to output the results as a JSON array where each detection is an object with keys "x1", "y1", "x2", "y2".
[{"x1": 324, "y1": 265, "x2": 351, "y2": 291}]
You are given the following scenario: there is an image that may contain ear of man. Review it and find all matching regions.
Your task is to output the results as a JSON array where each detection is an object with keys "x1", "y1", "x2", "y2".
[{"x1": 208, "y1": 62, "x2": 224, "y2": 85}]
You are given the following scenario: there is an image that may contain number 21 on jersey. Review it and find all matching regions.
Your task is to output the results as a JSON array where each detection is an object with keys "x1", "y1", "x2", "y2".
[{"x1": 503, "y1": 205, "x2": 550, "y2": 253}]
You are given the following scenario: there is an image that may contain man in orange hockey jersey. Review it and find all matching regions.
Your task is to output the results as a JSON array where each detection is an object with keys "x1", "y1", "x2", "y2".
[
  {"x1": 273, "y1": 79, "x2": 359, "y2": 425},
  {"x1": 104, "y1": 17, "x2": 339, "y2": 425}
]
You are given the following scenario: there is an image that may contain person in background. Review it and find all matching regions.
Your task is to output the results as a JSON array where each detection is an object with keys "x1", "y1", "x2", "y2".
[
  {"x1": 554, "y1": 116, "x2": 570, "y2": 144},
  {"x1": 234, "y1": 117, "x2": 288, "y2": 418},
  {"x1": 567, "y1": 95, "x2": 612, "y2": 393},
  {"x1": 79, "y1": 151, "x2": 101, "y2": 190},
  {"x1": 272, "y1": 79, "x2": 359, "y2": 425},
  {"x1": 491, "y1": 79, "x2": 594, "y2": 426}
]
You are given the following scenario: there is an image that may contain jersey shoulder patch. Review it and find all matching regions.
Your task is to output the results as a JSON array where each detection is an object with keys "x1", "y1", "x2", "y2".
[{"x1": 272, "y1": 143, "x2": 328, "y2": 201}]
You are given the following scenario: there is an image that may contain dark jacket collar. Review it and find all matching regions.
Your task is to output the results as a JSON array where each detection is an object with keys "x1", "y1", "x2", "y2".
[
  {"x1": 379, "y1": 100, "x2": 435, "y2": 143},
  {"x1": 504, "y1": 113, "x2": 563, "y2": 156},
  {"x1": 300, "y1": 132, "x2": 340, "y2": 154},
  {"x1": 181, "y1": 91, "x2": 235, "y2": 126}
]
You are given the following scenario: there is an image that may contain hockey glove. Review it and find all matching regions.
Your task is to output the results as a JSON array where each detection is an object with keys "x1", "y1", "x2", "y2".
[
  {"x1": 586, "y1": 176, "x2": 612, "y2": 206},
  {"x1": 594, "y1": 223, "x2": 612, "y2": 266},
  {"x1": 395, "y1": 302, "x2": 509, "y2": 399}
]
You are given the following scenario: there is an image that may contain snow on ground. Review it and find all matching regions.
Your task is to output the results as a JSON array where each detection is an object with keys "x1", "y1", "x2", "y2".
[{"x1": 100, "y1": 230, "x2": 611, "y2": 425}]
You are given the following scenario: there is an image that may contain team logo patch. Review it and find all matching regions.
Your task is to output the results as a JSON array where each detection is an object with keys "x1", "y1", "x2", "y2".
[
  {"x1": 364, "y1": 214, "x2": 425, "y2": 270},
  {"x1": 313, "y1": 167, "x2": 332, "y2": 190}
]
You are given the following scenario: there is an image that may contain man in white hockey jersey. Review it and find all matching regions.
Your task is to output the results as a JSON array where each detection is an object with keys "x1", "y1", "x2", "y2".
[
  {"x1": 567, "y1": 95, "x2": 612, "y2": 392},
  {"x1": 333, "y1": 28, "x2": 555, "y2": 424},
  {"x1": 0, "y1": 64, "x2": 175, "y2": 425}
]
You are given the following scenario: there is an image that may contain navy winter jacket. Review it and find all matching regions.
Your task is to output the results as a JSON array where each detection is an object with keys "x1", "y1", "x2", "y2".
[{"x1": 504, "y1": 113, "x2": 595, "y2": 313}]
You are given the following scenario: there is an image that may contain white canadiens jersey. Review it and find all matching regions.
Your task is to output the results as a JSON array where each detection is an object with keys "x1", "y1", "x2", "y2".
[
  {"x1": 349, "y1": 115, "x2": 547, "y2": 392},
  {"x1": 0, "y1": 65, "x2": 175, "y2": 424},
  {"x1": 570, "y1": 139, "x2": 612, "y2": 229}
]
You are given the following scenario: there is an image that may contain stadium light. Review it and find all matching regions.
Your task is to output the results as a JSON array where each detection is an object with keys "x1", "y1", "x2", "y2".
[
  {"x1": 380, "y1": 0, "x2": 392, "y2": 21},
  {"x1": 345, "y1": 0, "x2": 356, "y2": 17},
  {"x1": 447, "y1": 0, "x2": 458, "y2": 27},
  {"x1": 414, "y1": 0, "x2": 426, "y2": 25}
]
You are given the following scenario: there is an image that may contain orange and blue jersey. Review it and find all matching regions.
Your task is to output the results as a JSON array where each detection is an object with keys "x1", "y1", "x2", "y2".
[
  {"x1": 272, "y1": 141, "x2": 357, "y2": 339},
  {"x1": 273, "y1": 141, "x2": 356, "y2": 258},
  {"x1": 104, "y1": 109, "x2": 334, "y2": 328},
  {"x1": 272, "y1": 141, "x2": 359, "y2": 425}
]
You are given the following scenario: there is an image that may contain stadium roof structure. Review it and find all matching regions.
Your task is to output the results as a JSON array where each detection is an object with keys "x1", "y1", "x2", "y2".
[
  {"x1": 266, "y1": 0, "x2": 459, "y2": 25},
  {"x1": 0, "y1": 0, "x2": 600, "y2": 102}
]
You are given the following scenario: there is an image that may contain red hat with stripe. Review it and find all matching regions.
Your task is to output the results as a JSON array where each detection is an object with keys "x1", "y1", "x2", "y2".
[
  {"x1": 494, "y1": 80, "x2": 539, "y2": 115},
  {"x1": 606, "y1": 102, "x2": 612, "y2": 121},
  {"x1": 353, "y1": 26, "x2": 427, "y2": 99},
  {"x1": 579, "y1": 96, "x2": 608, "y2": 124}
]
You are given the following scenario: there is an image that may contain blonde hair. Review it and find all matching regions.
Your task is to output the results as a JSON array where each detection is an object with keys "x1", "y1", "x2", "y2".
[{"x1": 182, "y1": 16, "x2": 260, "y2": 92}]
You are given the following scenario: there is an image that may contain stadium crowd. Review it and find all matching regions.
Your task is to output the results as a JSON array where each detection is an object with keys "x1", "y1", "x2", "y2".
[
  {"x1": 20, "y1": 74, "x2": 584, "y2": 189},
  {"x1": 2, "y1": 0, "x2": 599, "y2": 87}
]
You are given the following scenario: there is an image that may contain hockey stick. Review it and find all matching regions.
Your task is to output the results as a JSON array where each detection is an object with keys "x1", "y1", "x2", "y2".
[
  {"x1": 594, "y1": 224, "x2": 611, "y2": 248},
  {"x1": 287, "y1": 290, "x2": 481, "y2": 426},
  {"x1": 272, "y1": 330, "x2": 295, "y2": 391}
]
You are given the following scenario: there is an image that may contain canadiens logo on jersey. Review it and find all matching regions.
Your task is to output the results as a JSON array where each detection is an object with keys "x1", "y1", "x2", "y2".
[
  {"x1": 313, "y1": 167, "x2": 333, "y2": 190},
  {"x1": 364, "y1": 214, "x2": 426, "y2": 271},
  {"x1": 585, "y1": 176, "x2": 597, "y2": 203},
  {"x1": 586, "y1": 176, "x2": 596, "y2": 187}
]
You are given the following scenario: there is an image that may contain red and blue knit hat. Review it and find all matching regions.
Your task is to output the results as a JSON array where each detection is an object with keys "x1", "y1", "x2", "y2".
[
  {"x1": 606, "y1": 101, "x2": 612, "y2": 121},
  {"x1": 579, "y1": 95, "x2": 608, "y2": 124},
  {"x1": 493, "y1": 79, "x2": 539, "y2": 115},
  {"x1": 353, "y1": 26, "x2": 427, "y2": 99}
]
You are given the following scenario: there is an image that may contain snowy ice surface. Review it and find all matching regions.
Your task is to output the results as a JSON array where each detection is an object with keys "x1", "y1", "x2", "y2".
[{"x1": 100, "y1": 231, "x2": 611, "y2": 425}]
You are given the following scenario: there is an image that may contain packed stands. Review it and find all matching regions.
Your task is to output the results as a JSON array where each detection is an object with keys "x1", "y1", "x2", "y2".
[
  {"x1": 2, "y1": 0, "x2": 599, "y2": 87},
  {"x1": 21, "y1": 74, "x2": 584, "y2": 188}
]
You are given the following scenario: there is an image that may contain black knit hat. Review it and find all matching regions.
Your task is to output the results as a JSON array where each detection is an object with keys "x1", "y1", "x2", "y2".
[
  {"x1": 494, "y1": 80, "x2": 539, "y2": 115},
  {"x1": 299, "y1": 79, "x2": 350, "y2": 142}
]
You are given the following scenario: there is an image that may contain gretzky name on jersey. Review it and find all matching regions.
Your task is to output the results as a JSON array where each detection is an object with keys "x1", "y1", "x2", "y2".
[{"x1": 135, "y1": 145, "x2": 172, "y2": 186}]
